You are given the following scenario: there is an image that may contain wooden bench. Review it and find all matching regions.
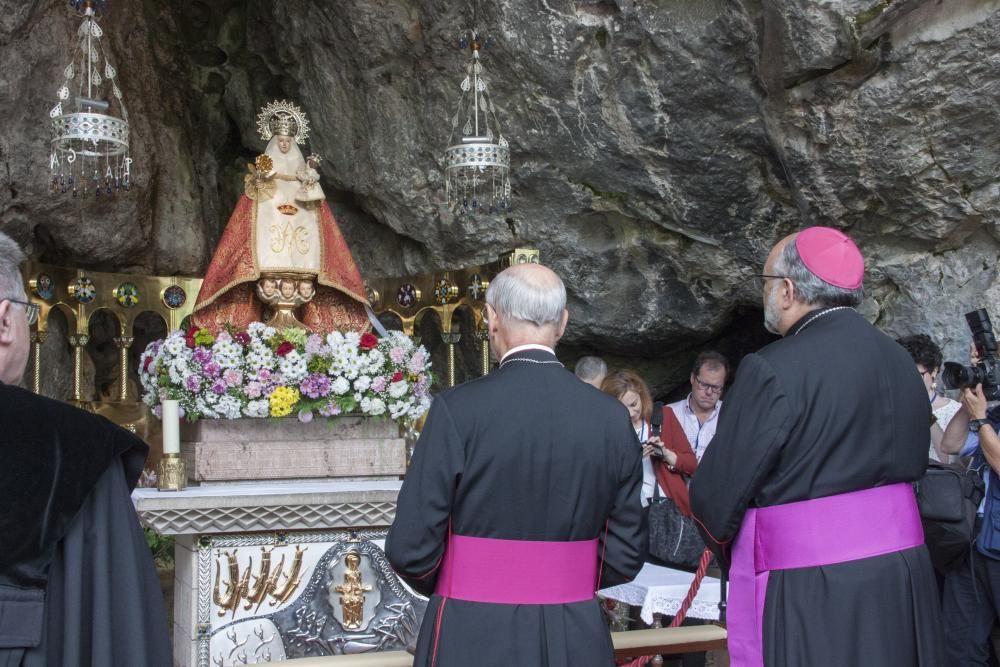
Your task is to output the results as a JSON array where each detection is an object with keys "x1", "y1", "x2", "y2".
[{"x1": 276, "y1": 624, "x2": 728, "y2": 665}]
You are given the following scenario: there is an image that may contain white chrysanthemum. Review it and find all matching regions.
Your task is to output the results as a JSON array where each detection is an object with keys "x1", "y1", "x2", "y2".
[
  {"x1": 246, "y1": 342, "x2": 276, "y2": 372},
  {"x1": 212, "y1": 340, "x2": 243, "y2": 369},
  {"x1": 353, "y1": 376, "x2": 372, "y2": 392},
  {"x1": 331, "y1": 377, "x2": 351, "y2": 395},
  {"x1": 364, "y1": 349, "x2": 385, "y2": 373},
  {"x1": 244, "y1": 399, "x2": 270, "y2": 418},
  {"x1": 167, "y1": 358, "x2": 191, "y2": 385},
  {"x1": 164, "y1": 334, "x2": 187, "y2": 356},
  {"x1": 216, "y1": 395, "x2": 243, "y2": 419},
  {"x1": 343, "y1": 331, "x2": 361, "y2": 347},
  {"x1": 278, "y1": 350, "x2": 307, "y2": 384},
  {"x1": 363, "y1": 397, "x2": 386, "y2": 416},
  {"x1": 325, "y1": 330, "x2": 345, "y2": 348},
  {"x1": 194, "y1": 397, "x2": 218, "y2": 419},
  {"x1": 388, "y1": 380, "x2": 409, "y2": 399},
  {"x1": 262, "y1": 326, "x2": 278, "y2": 341},
  {"x1": 389, "y1": 400, "x2": 410, "y2": 420}
]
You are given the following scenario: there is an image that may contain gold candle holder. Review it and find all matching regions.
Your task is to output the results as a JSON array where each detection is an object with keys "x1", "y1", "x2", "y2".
[{"x1": 157, "y1": 452, "x2": 187, "y2": 491}]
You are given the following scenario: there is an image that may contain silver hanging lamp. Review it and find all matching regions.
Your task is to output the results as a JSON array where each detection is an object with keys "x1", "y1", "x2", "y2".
[
  {"x1": 443, "y1": 30, "x2": 511, "y2": 217},
  {"x1": 48, "y1": 0, "x2": 133, "y2": 199}
]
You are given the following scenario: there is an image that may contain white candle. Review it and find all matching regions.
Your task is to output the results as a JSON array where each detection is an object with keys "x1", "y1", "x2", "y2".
[{"x1": 161, "y1": 399, "x2": 181, "y2": 455}]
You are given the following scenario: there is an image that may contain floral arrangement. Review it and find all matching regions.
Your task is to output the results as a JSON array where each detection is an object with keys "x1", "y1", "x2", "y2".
[{"x1": 139, "y1": 323, "x2": 433, "y2": 424}]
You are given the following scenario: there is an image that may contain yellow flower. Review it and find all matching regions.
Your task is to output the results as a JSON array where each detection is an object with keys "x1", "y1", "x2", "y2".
[{"x1": 269, "y1": 386, "x2": 300, "y2": 418}]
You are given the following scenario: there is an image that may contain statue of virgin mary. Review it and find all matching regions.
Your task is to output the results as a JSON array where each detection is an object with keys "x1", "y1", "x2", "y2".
[{"x1": 190, "y1": 100, "x2": 370, "y2": 333}]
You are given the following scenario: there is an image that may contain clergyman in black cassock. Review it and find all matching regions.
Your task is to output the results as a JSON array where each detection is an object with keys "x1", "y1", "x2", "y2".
[
  {"x1": 690, "y1": 228, "x2": 943, "y2": 666},
  {"x1": 386, "y1": 264, "x2": 646, "y2": 667},
  {"x1": 0, "y1": 232, "x2": 171, "y2": 667}
]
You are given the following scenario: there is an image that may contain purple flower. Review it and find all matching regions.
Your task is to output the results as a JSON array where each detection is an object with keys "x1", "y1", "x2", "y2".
[
  {"x1": 193, "y1": 347, "x2": 212, "y2": 364},
  {"x1": 246, "y1": 381, "x2": 264, "y2": 399},
  {"x1": 318, "y1": 401, "x2": 341, "y2": 417},
  {"x1": 183, "y1": 375, "x2": 202, "y2": 392},
  {"x1": 305, "y1": 334, "x2": 325, "y2": 355},
  {"x1": 298, "y1": 409, "x2": 314, "y2": 423},
  {"x1": 256, "y1": 369, "x2": 273, "y2": 383},
  {"x1": 389, "y1": 347, "x2": 406, "y2": 364},
  {"x1": 211, "y1": 379, "x2": 227, "y2": 395},
  {"x1": 371, "y1": 376, "x2": 387, "y2": 393},
  {"x1": 299, "y1": 373, "x2": 331, "y2": 399},
  {"x1": 204, "y1": 361, "x2": 222, "y2": 378},
  {"x1": 223, "y1": 369, "x2": 243, "y2": 387},
  {"x1": 152, "y1": 405, "x2": 162, "y2": 418}
]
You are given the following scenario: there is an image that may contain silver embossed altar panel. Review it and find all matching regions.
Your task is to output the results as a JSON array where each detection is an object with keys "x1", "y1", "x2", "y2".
[{"x1": 198, "y1": 530, "x2": 426, "y2": 667}]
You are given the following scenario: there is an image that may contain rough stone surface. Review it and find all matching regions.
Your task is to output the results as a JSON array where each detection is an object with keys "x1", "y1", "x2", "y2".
[
  {"x1": 180, "y1": 416, "x2": 406, "y2": 482},
  {"x1": 1, "y1": 0, "x2": 997, "y2": 396}
]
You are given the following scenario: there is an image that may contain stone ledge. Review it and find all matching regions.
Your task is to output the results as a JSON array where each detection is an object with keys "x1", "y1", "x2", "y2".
[{"x1": 133, "y1": 481, "x2": 402, "y2": 535}]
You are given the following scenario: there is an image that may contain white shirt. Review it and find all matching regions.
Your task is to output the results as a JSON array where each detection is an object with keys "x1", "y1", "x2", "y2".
[
  {"x1": 636, "y1": 421, "x2": 666, "y2": 507},
  {"x1": 667, "y1": 395, "x2": 722, "y2": 462},
  {"x1": 500, "y1": 344, "x2": 556, "y2": 363}
]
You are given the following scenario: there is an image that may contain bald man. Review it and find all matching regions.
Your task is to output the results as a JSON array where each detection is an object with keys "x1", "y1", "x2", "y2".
[
  {"x1": 690, "y1": 228, "x2": 942, "y2": 666},
  {"x1": 386, "y1": 264, "x2": 645, "y2": 667}
]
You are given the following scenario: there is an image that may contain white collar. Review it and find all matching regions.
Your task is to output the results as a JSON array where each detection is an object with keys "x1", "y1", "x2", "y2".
[
  {"x1": 685, "y1": 394, "x2": 721, "y2": 420},
  {"x1": 500, "y1": 343, "x2": 556, "y2": 363}
]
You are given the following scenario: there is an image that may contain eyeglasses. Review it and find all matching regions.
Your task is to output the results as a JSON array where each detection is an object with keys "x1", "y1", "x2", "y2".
[
  {"x1": 751, "y1": 274, "x2": 790, "y2": 290},
  {"x1": 694, "y1": 376, "x2": 724, "y2": 395},
  {"x1": 3, "y1": 298, "x2": 40, "y2": 326}
]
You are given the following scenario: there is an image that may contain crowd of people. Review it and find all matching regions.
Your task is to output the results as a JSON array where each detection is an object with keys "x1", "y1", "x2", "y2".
[{"x1": 4, "y1": 220, "x2": 998, "y2": 667}]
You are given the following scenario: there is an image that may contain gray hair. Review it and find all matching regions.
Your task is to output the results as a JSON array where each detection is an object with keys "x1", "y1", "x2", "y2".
[
  {"x1": 485, "y1": 266, "x2": 566, "y2": 327},
  {"x1": 774, "y1": 239, "x2": 863, "y2": 308},
  {"x1": 575, "y1": 356, "x2": 607, "y2": 381},
  {"x1": 0, "y1": 232, "x2": 26, "y2": 302}
]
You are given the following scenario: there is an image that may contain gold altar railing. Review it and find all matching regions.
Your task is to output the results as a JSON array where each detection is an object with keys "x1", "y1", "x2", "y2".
[
  {"x1": 366, "y1": 247, "x2": 540, "y2": 386},
  {"x1": 20, "y1": 261, "x2": 202, "y2": 433},
  {"x1": 20, "y1": 247, "x2": 540, "y2": 426}
]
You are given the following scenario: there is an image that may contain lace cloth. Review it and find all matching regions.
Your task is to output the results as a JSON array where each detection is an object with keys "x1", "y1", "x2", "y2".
[{"x1": 599, "y1": 562, "x2": 722, "y2": 624}]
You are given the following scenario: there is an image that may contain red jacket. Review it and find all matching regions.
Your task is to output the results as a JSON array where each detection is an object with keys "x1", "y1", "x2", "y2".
[{"x1": 652, "y1": 406, "x2": 698, "y2": 516}]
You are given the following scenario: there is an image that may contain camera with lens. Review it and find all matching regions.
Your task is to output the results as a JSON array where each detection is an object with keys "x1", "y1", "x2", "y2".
[{"x1": 941, "y1": 309, "x2": 1000, "y2": 401}]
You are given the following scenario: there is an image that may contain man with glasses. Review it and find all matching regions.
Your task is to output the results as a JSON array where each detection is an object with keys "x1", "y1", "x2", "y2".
[
  {"x1": 0, "y1": 231, "x2": 170, "y2": 666},
  {"x1": 668, "y1": 351, "x2": 728, "y2": 461},
  {"x1": 690, "y1": 227, "x2": 942, "y2": 666}
]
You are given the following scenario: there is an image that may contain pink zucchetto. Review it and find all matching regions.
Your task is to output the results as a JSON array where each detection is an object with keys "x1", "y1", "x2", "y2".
[{"x1": 795, "y1": 226, "x2": 864, "y2": 289}]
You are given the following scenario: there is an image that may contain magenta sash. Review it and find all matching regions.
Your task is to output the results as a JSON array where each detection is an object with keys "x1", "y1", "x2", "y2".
[
  {"x1": 435, "y1": 535, "x2": 599, "y2": 604},
  {"x1": 728, "y1": 483, "x2": 924, "y2": 666}
]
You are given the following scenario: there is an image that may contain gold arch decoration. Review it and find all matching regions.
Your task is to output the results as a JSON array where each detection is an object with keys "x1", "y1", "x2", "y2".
[
  {"x1": 22, "y1": 260, "x2": 202, "y2": 432},
  {"x1": 367, "y1": 248, "x2": 539, "y2": 387}
]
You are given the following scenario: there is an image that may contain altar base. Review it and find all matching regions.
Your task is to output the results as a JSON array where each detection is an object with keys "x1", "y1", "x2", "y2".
[{"x1": 133, "y1": 417, "x2": 422, "y2": 667}]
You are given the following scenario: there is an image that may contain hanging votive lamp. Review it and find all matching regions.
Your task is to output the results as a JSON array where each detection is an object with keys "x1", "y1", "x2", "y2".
[
  {"x1": 48, "y1": 0, "x2": 133, "y2": 199},
  {"x1": 443, "y1": 30, "x2": 511, "y2": 217}
]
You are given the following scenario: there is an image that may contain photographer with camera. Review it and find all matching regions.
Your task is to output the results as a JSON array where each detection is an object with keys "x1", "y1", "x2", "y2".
[{"x1": 939, "y1": 311, "x2": 1000, "y2": 664}]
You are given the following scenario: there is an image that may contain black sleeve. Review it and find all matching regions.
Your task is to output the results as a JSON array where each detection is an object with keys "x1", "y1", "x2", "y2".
[
  {"x1": 385, "y1": 396, "x2": 465, "y2": 596},
  {"x1": 689, "y1": 353, "x2": 792, "y2": 567},
  {"x1": 599, "y1": 420, "x2": 647, "y2": 588}
]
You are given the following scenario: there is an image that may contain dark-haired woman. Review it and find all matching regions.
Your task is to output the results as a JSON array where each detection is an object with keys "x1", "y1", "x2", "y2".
[{"x1": 898, "y1": 334, "x2": 961, "y2": 461}]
